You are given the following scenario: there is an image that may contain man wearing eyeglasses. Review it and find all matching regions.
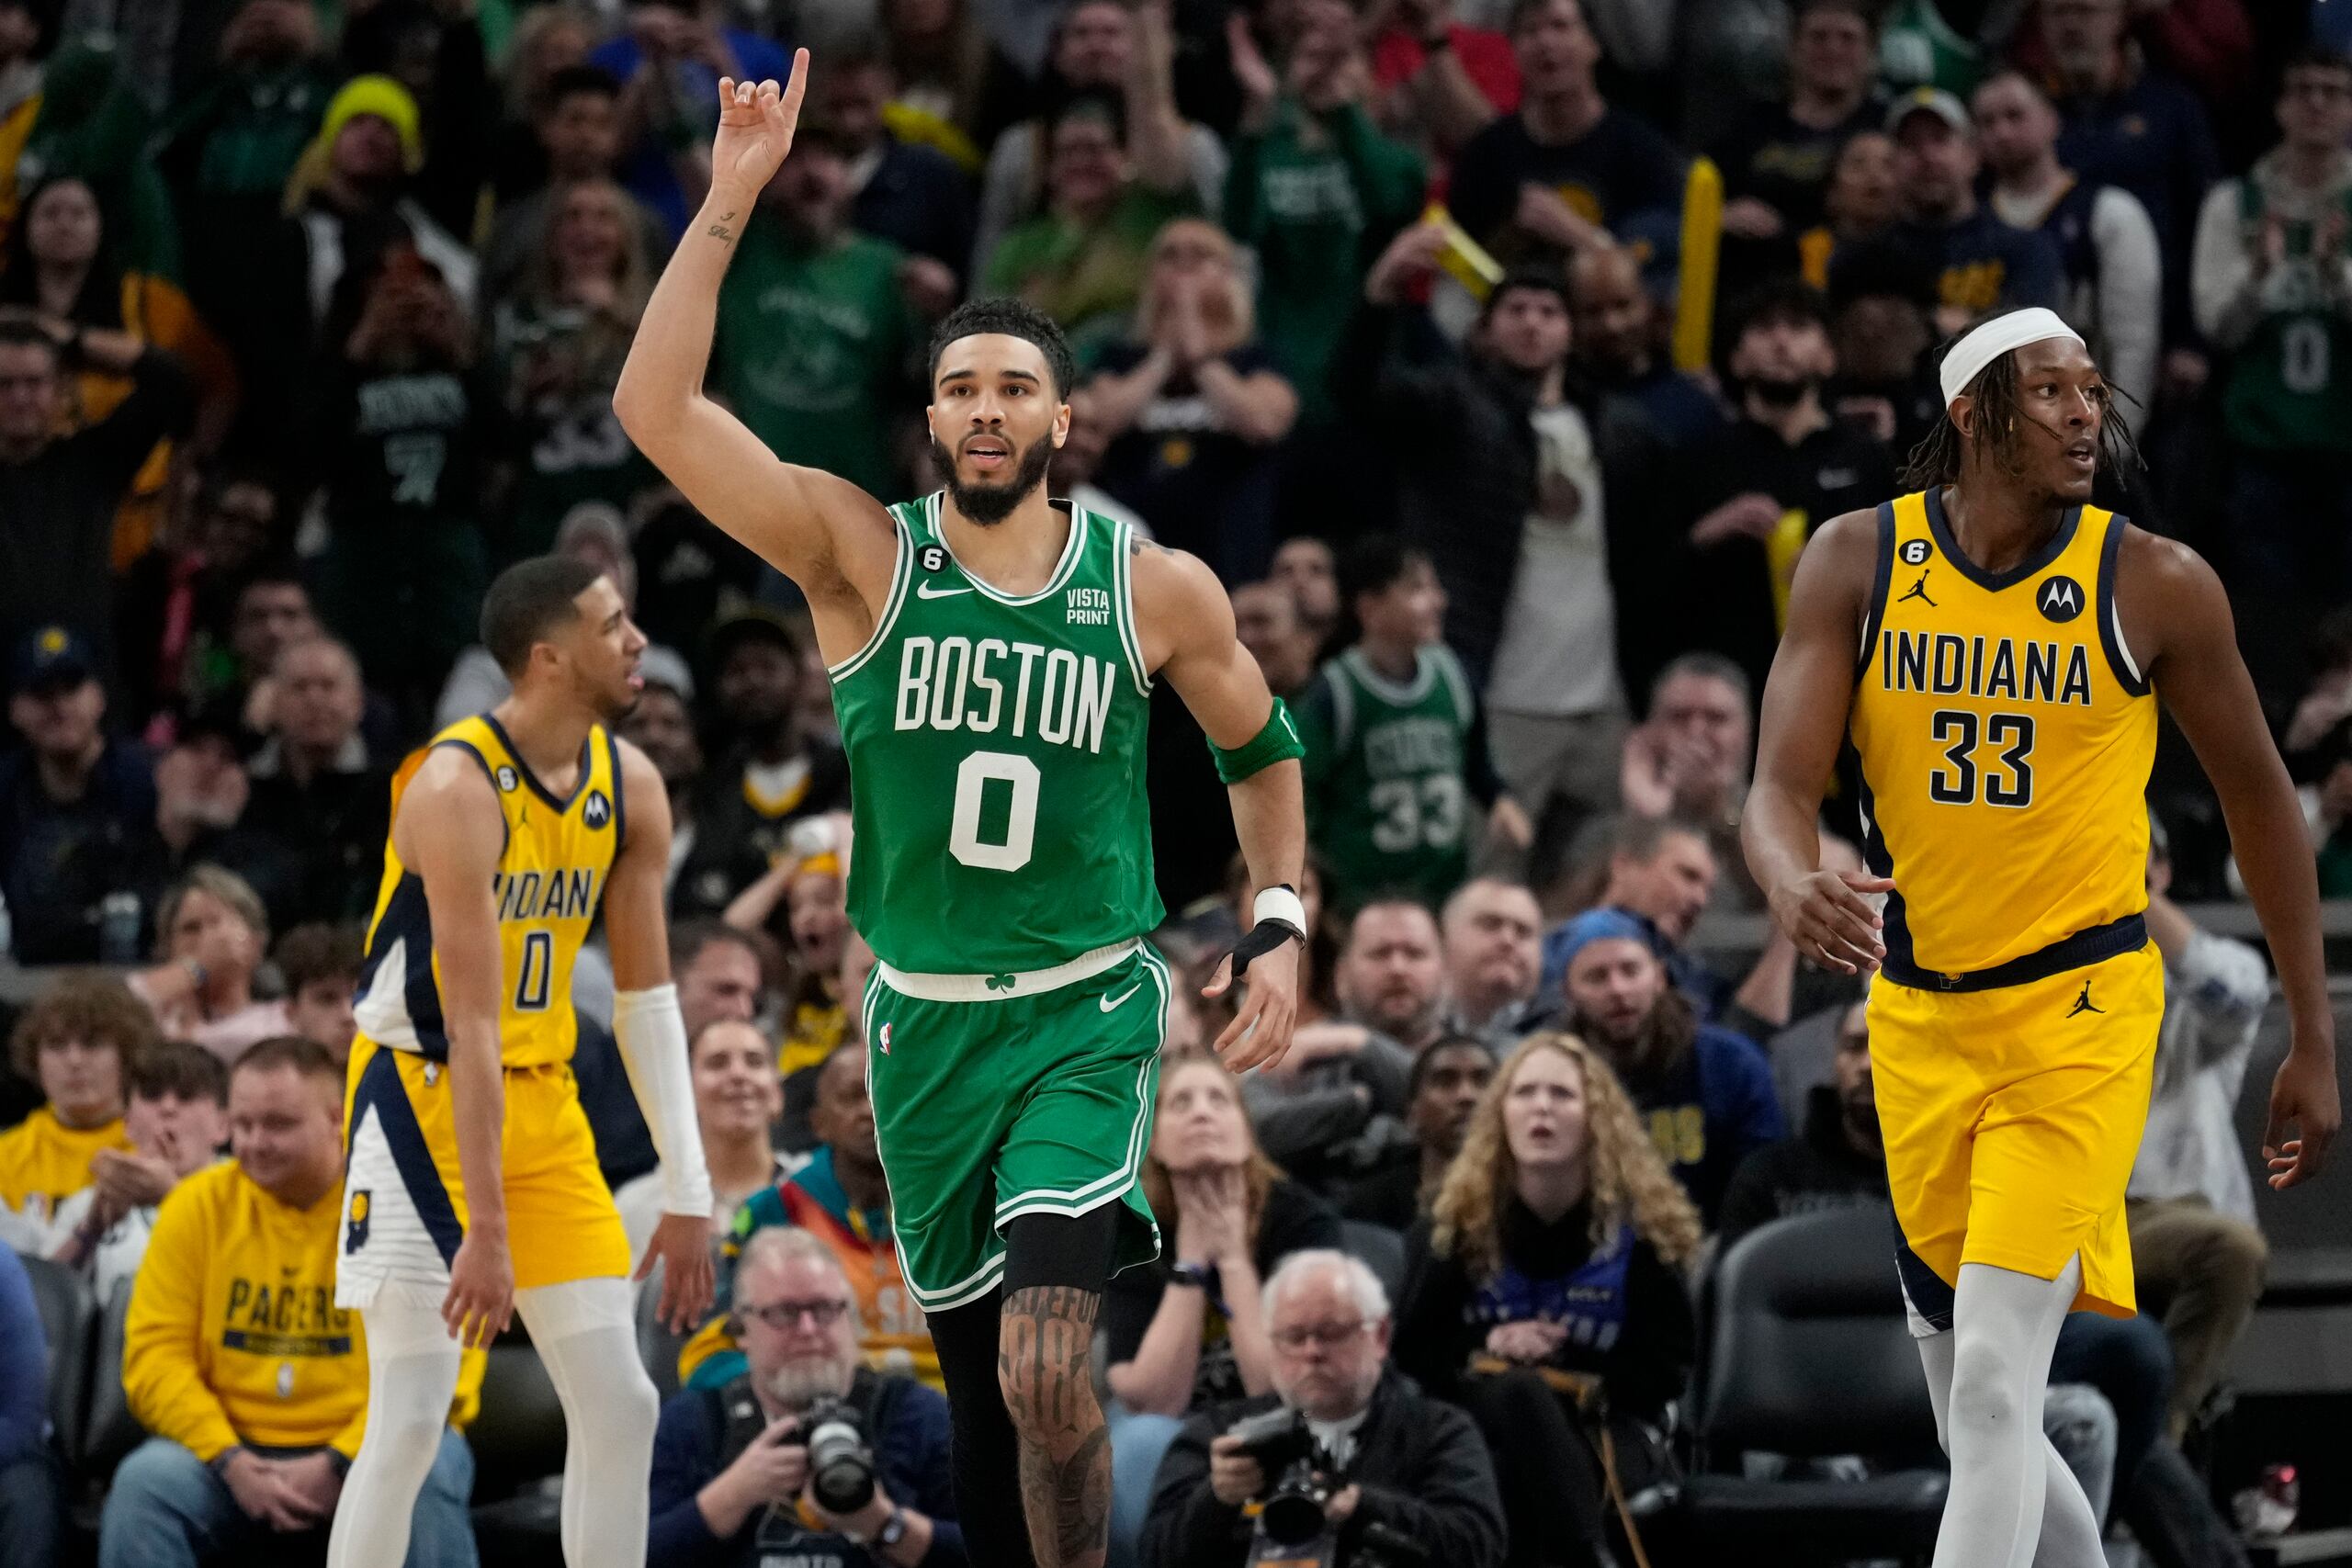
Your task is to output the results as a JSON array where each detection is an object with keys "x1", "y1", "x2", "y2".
[
  {"x1": 1139, "y1": 1249, "x2": 1504, "y2": 1568},
  {"x1": 648, "y1": 1227, "x2": 967, "y2": 1567}
]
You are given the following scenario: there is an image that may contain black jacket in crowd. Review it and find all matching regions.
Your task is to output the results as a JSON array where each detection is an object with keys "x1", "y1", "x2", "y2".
[
  {"x1": 1715, "y1": 1084, "x2": 1892, "y2": 1250},
  {"x1": 1332, "y1": 299, "x2": 1679, "y2": 695},
  {"x1": 1138, "y1": 1367, "x2": 1507, "y2": 1568},
  {"x1": 0, "y1": 348, "x2": 194, "y2": 698}
]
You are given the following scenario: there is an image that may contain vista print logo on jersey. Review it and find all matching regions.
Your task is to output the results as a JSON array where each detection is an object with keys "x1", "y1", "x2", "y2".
[{"x1": 2038, "y1": 576, "x2": 2085, "y2": 624}]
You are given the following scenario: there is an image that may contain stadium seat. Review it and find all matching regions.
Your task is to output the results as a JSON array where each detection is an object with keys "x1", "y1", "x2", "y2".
[
  {"x1": 1340, "y1": 1218, "x2": 1407, "y2": 1307},
  {"x1": 467, "y1": 1334, "x2": 566, "y2": 1566},
  {"x1": 22, "y1": 1253, "x2": 96, "y2": 1464},
  {"x1": 80, "y1": 1278, "x2": 142, "y2": 1482},
  {"x1": 633, "y1": 1262, "x2": 686, "y2": 1403},
  {"x1": 1667, "y1": 1205, "x2": 1947, "y2": 1564}
]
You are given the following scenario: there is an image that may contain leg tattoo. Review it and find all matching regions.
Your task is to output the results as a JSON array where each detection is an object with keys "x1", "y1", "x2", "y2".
[{"x1": 999, "y1": 1285, "x2": 1111, "y2": 1568}]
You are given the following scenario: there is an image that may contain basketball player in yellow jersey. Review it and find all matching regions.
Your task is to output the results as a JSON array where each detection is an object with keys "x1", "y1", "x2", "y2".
[
  {"x1": 1746, "y1": 307, "x2": 2340, "y2": 1568},
  {"x1": 324, "y1": 557, "x2": 716, "y2": 1568}
]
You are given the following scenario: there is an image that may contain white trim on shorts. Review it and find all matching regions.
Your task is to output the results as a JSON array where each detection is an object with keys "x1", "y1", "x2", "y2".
[{"x1": 873, "y1": 939, "x2": 1140, "y2": 1003}]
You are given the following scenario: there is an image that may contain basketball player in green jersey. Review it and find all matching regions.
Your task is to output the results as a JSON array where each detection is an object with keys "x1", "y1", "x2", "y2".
[{"x1": 615, "y1": 56, "x2": 1309, "y2": 1568}]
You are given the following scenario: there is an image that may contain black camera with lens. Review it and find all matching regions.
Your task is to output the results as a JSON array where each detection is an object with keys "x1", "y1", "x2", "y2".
[
  {"x1": 1227, "y1": 1406, "x2": 1338, "y2": 1549},
  {"x1": 714, "y1": 1378, "x2": 882, "y2": 1566},
  {"x1": 797, "y1": 1395, "x2": 879, "y2": 1516}
]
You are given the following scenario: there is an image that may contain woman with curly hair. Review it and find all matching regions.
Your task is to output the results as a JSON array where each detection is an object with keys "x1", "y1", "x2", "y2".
[{"x1": 1396, "y1": 1031, "x2": 1701, "y2": 1568}]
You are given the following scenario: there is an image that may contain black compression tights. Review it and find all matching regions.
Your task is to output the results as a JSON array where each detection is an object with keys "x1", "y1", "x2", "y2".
[{"x1": 928, "y1": 1207, "x2": 1121, "y2": 1568}]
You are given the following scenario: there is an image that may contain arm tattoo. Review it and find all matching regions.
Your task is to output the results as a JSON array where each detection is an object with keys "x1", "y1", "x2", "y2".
[
  {"x1": 707, "y1": 210, "x2": 738, "y2": 243},
  {"x1": 1128, "y1": 536, "x2": 1172, "y2": 557},
  {"x1": 1000, "y1": 1285, "x2": 1111, "y2": 1568}
]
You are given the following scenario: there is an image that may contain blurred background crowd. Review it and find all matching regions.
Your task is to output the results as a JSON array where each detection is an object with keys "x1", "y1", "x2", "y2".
[{"x1": 3, "y1": 0, "x2": 2352, "y2": 1564}]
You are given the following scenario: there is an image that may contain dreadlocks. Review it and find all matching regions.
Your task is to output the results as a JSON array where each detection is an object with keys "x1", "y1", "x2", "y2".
[{"x1": 1900, "y1": 336, "x2": 2145, "y2": 491}]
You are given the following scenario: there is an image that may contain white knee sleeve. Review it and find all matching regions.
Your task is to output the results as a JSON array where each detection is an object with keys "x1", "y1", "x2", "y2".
[
  {"x1": 516, "y1": 1280, "x2": 660, "y2": 1568},
  {"x1": 328, "y1": 1283, "x2": 465, "y2": 1568},
  {"x1": 1931, "y1": 1260, "x2": 2088, "y2": 1568}
]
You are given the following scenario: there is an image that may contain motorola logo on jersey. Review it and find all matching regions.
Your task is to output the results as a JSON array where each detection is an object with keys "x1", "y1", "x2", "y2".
[
  {"x1": 2038, "y1": 576, "x2": 2085, "y2": 624},
  {"x1": 495, "y1": 765, "x2": 520, "y2": 793},
  {"x1": 1901, "y1": 539, "x2": 1932, "y2": 567},
  {"x1": 583, "y1": 790, "x2": 612, "y2": 829}
]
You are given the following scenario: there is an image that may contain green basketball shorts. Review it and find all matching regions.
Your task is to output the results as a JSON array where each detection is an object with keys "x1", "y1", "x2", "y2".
[{"x1": 861, "y1": 940, "x2": 1170, "y2": 1311}]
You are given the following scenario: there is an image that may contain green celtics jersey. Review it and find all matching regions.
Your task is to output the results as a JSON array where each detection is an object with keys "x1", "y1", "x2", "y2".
[
  {"x1": 2222, "y1": 171, "x2": 2352, "y2": 456},
  {"x1": 831, "y1": 493, "x2": 1164, "y2": 974},
  {"x1": 1296, "y1": 646, "x2": 1476, "y2": 911}
]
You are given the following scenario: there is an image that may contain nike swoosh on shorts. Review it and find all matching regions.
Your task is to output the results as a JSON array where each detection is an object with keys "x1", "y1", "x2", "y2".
[{"x1": 1100, "y1": 981, "x2": 1144, "y2": 1012}]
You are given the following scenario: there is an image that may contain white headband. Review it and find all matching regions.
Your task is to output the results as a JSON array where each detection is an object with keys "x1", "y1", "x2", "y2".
[{"x1": 1938, "y1": 308, "x2": 2085, "y2": 407}]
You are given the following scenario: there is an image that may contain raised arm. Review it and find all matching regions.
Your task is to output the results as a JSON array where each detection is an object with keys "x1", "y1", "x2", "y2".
[
  {"x1": 2123, "y1": 530, "x2": 2339, "y2": 1187},
  {"x1": 605, "y1": 740, "x2": 718, "y2": 1328},
  {"x1": 1742, "y1": 509, "x2": 1893, "y2": 975},
  {"x1": 611, "y1": 56, "x2": 899, "y2": 660},
  {"x1": 398, "y1": 751, "x2": 514, "y2": 1347},
  {"x1": 1137, "y1": 545, "x2": 1306, "y2": 1071}
]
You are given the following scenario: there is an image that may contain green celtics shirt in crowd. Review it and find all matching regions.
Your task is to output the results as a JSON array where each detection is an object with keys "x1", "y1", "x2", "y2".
[
  {"x1": 830, "y1": 493, "x2": 1165, "y2": 976},
  {"x1": 1296, "y1": 645, "x2": 1478, "y2": 911},
  {"x1": 712, "y1": 213, "x2": 921, "y2": 499},
  {"x1": 1222, "y1": 99, "x2": 1426, "y2": 429},
  {"x1": 2222, "y1": 156, "x2": 2352, "y2": 456},
  {"x1": 1876, "y1": 0, "x2": 1984, "y2": 96},
  {"x1": 981, "y1": 182, "x2": 1200, "y2": 366}
]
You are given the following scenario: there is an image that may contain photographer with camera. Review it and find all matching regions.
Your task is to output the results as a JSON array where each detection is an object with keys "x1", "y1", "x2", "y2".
[
  {"x1": 649, "y1": 1227, "x2": 964, "y2": 1568},
  {"x1": 1140, "y1": 1250, "x2": 1504, "y2": 1568}
]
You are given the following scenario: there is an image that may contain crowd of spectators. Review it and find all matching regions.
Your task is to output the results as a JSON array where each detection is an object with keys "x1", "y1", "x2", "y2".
[{"x1": 0, "y1": 0, "x2": 2344, "y2": 1563}]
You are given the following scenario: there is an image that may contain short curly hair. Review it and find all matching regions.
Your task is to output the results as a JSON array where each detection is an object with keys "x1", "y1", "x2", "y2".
[
  {"x1": 9, "y1": 974, "x2": 161, "y2": 1083},
  {"x1": 926, "y1": 297, "x2": 1077, "y2": 401}
]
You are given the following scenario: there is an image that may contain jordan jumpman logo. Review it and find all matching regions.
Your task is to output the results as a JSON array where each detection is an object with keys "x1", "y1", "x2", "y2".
[
  {"x1": 2067, "y1": 981, "x2": 2104, "y2": 1019},
  {"x1": 1899, "y1": 570, "x2": 1937, "y2": 608}
]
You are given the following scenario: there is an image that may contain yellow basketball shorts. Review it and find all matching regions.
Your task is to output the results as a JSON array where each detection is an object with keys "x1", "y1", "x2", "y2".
[
  {"x1": 335, "y1": 1035, "x2": 632, "y2": 1307},
  {"x1": 1868, "y1": 942, "x2": 2164, "y2": 1333}
]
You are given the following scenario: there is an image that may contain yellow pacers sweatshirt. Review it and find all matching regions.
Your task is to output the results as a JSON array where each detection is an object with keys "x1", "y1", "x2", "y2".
[{"x1": 124, "y1": 1162, "x2": 484, "y2": 1461}]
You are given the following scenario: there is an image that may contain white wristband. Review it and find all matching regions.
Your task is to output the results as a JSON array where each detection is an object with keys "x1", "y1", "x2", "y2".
[{"x1": 1253, "y1": 886, "x2": 1307, "y2": 938}]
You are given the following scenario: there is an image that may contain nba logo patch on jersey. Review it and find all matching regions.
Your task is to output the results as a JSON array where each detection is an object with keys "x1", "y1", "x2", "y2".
[
  {"x1": 2038, "y1": 575, "x2": 2085, "y2": 623},
  {"x1": 583, "y1": 790, "x2": 612, "y2": 829},
  {"x1": 277, "y1": 1362, "x2": 295, "y2": 1399},
  {"x1": 878, "y1": 1022, "x2": 892, "y2": 1055},
  {"x1": 495, "y1": 765, "x2": 520, "y2": 793},
  {"x1": 345, "y1": 1190, "x2": 370, "y2": 1254}
]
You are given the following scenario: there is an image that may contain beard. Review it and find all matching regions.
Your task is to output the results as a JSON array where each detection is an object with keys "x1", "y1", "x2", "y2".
[
  {"x1": 934, "y1": 432, "x2": 1054, "y2": 525},
  {"x1": 1746, "y1": 372, "x2": 1819, "y2": 410},
  {"x1": 762, "y1": 1348, "x2": 857, "y2": 1411},
  {"x1": 1576, "y1": 987, "x2": 1697, "y2": 1089}
]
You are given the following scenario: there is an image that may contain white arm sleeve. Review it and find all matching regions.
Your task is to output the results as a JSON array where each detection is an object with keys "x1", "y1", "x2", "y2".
[{"x1": 611, "y1": 984, "x2": 713, "y2": 1219}]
